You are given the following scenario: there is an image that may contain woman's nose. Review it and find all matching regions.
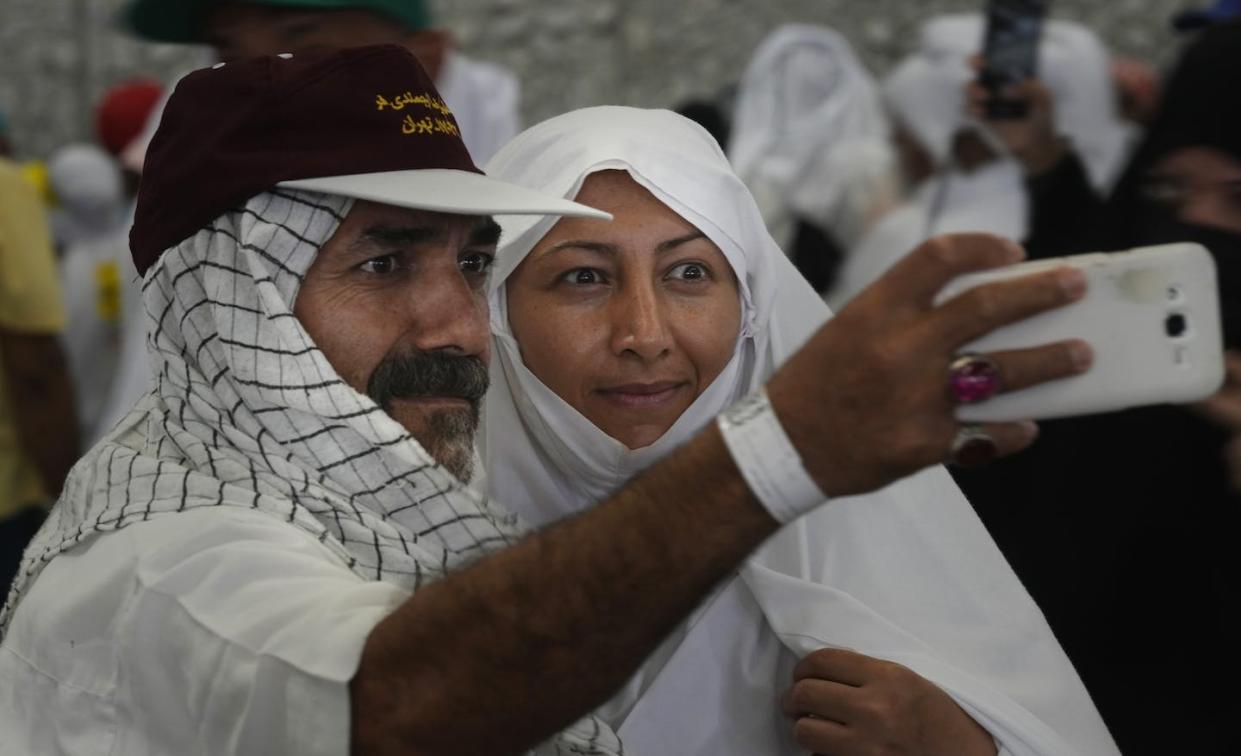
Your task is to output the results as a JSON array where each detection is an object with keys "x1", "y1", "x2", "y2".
[{"x1": 611, "y1": 282, "x2": 673, "y2": 361}]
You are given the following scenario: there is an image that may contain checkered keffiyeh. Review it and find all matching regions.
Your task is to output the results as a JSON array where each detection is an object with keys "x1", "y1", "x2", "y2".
[{"x1": 1, "y1": 189, "x2": 623, "y2": 756}]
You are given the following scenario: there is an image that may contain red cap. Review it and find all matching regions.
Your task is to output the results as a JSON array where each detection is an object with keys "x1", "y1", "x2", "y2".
[
  {"x1": 95, "y1": 79, "x2": 163, "y2": 157},
  {"x1": 131, "y1": 45, "x2": 479, "y2": 275}
]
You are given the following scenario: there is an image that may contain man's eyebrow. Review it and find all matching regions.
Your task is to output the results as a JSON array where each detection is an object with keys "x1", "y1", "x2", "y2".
[
  {"x1": 469, "y1": 218, "x2": 503, "y2": 247},
  {"x1": 352, "y1": 225, "x2": 443, "y2": 252}
]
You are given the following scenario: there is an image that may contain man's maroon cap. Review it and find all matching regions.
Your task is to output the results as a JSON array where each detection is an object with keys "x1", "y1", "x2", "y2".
[{"x1": 131, "y1": 44, "x2": 606, "y2": 275}]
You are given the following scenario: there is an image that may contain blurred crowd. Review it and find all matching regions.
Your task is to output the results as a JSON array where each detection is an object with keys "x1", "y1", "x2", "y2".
[{"x1": 2, "y1": 1, "x2": 1240, "y2": 753}]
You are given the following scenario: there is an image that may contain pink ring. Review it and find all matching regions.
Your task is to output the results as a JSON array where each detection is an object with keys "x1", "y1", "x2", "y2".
[{"x1": 948, "y1": 353, "x2": 1002, "y2": 405}]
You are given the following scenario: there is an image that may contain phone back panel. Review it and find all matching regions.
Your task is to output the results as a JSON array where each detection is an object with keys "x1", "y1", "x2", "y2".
[
  {"x1": 980, "y1": 0, "x2": 1049, "y2": 87},
  {"x1": 938, "y1": 243, "x2": 1225, "y2": 422}
]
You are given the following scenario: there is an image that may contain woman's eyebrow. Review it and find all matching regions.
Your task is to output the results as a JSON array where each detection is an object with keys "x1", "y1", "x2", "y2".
[
  {"x1": 545, "y1": 231, "x2": 707, "y2": 255},
  {"x1": 656, "y1": 231, "x2": 707, "y2": 252},
  {"x1": 546, "y1": 239, "x2": 619, "y2": 255}
]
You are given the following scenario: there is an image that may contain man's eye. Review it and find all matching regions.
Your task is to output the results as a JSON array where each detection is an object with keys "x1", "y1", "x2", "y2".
[
  {"x1": 668, "y1": 262, "x2": 709, "y2": 281},
  {"x1": 359, "y1": 255, "x2": 397, "y2": 275},
  {"x1": 459, "y1": 252, "x2": 494, "y2": 275},
  {"x1": 562, "y1": 268, "x2": 605, "y2": 285}
]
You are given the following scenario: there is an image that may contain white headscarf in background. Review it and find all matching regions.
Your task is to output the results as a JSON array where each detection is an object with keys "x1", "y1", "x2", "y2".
[
  {"x1": 46, "y1": 143, "x2": 127, "y2": 250},
  {"x1": 482, "y1": 106, "x2": 1119, "y2": 756},
  {"x1": 728, "y1": 24, "x2": 898, "y2": 254},
  {"x1": 832, "y1": 15, "x2": 1134, "y2": 307},
  {"x1": 436, "y1": 50, "x2": 522, "y2": 164},
  {"x1": 3, "y1": 189, "x2": 621, "y2": 756}
]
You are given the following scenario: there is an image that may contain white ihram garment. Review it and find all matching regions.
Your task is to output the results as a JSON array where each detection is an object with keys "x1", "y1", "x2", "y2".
[{"x1": 481, "y1": 106, "x2": 1120, "y2": 756}]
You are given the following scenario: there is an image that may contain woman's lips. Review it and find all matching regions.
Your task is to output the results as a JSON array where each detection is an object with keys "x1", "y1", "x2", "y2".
[{"x1": 595, "y1": 381, "x2": 689, "y2": 409}]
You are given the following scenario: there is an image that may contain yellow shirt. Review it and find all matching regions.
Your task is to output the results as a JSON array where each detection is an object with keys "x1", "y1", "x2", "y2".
[{"x1": 0, "y1": 156, "x2": 66, "y2": 518}]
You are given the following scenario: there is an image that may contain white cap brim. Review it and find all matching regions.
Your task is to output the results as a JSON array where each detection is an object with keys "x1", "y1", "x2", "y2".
[{"x1": 277, "y1": 168, "x2": 611, "y2": 220}]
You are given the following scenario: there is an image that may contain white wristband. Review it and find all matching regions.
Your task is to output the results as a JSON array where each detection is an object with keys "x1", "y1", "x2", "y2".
[{"x1": 716, "y1": 388, "x2": 826, "y2": 524}]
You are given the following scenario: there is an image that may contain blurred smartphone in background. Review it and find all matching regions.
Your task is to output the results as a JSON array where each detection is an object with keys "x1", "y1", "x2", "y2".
[
  {"x1": 978, "y1": 0, "x2": 1051, "y2": 118},
  {"x1": 937, "y1": 243, "x2": 1226, "y2": 422}
]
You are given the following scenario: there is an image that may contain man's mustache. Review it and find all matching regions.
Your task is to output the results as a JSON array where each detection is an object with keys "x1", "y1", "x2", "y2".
[{"x1": 366, "y1": 350, "x2": 490, "y2": 410}]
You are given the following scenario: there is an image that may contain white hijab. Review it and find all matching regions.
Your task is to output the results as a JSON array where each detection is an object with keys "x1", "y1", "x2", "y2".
[
  {"x1": 47, "y1": 143, "x2": 127, "y2": 250},
  {"x1": 728, "y1": 24, "x2": 898, "y2": 254},
  {"x1": 481, "y1": 107, "x2": 1119, "y2": 755}
]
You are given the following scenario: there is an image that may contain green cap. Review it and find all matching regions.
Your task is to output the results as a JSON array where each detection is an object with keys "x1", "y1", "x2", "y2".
[{"x1": 122, "y1": 0, "x2": 432, "y2": 43}]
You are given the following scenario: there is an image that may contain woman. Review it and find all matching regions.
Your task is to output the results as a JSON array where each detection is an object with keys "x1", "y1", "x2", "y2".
[
  {"x1": 480, "y1": 106, "x2": 1118, "y2": 755},
  {"x1": 954, "y1": 21, "x2": 1241, "y2": 754}
]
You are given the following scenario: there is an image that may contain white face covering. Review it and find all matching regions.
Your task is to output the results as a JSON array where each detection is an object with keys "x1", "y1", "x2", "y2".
[{"x1": 482, "y1": 106, "x2": 1120, "y2": 756}]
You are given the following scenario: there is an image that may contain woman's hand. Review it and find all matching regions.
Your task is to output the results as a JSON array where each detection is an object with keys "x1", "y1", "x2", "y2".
[{"x1": 783, "y1": 649, "x2": 999, "y2": 756}]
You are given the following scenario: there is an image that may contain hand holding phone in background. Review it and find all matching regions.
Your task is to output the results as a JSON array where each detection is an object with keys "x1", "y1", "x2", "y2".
[
  {"x1": 968, "y1": 0, "x2": 1067, "y2": 175},
  {"x1": 978, "y1": 0, "x2": 1050, "y2": 118}
]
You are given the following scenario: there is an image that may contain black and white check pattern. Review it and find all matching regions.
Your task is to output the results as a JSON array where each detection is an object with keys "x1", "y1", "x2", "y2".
[{"x1": 1, "y1": 190, "x2": 623, "y2": 756}]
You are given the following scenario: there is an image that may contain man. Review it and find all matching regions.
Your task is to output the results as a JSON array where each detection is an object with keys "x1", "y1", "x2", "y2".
[
  {"x1": 122, "y1": 0, "x2": 520, "y2": 163},
  {"x1": 0, "y1": 46, "x2": 1092, "y2": 754},
  {"x1": 0, "y1": 152, "x2": 79, "y2": 592}
]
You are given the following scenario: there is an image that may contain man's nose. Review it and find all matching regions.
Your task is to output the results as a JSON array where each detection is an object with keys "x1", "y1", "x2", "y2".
[
  {"x1": 405, "y1": 269, "x2": 490, "y2": 357},
  {"x1": 610, "y1": 281, "x2": 673, "y2": 362}
]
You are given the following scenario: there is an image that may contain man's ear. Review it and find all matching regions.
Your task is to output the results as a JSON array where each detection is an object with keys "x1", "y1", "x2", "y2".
[{"x1": 402, "y1": 29, "x2": 453, "y2": 82}]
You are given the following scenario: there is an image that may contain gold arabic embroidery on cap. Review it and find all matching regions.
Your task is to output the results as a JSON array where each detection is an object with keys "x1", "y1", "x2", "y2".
[{"x1": 374, "y1": 91, "x2": 459, "y2": 137}]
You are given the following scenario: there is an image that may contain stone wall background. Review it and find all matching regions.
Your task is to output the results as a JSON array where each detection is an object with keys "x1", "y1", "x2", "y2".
[{"x1": 0, "y1": 0, "x2": 1196, "y2": 159}]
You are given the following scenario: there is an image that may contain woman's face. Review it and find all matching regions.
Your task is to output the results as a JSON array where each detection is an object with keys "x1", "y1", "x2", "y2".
[
  {"x1": 506, "y1": 170, "x2": 742, "y2": 449},
  {"x1": 1144, "y1": 146, "x2": 1241, "y2": 234}
]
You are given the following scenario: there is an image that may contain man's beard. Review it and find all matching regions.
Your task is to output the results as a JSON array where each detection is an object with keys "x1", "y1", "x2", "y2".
[{"x1": 367, "y1": 349, "x2": 489, "y2": 482}]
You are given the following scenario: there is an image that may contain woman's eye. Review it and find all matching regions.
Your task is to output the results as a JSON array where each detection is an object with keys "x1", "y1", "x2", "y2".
[
  {"x1": 563, "y1": 268, "x2": 605, "y2": 285},
  {"x1": 459, "y1": 252, "x2": 494, "y2": 275},
  {"x1": 668, "y1": 262, "x2": 709, "y2": 281},
  {"x1": 359, "y1": 255, "x2": 397, "y2": 275}
]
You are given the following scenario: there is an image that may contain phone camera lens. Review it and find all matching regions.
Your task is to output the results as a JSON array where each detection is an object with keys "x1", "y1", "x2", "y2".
[{"x1": 1165, "y1": 313, "x2": 1188, "y2": 338}]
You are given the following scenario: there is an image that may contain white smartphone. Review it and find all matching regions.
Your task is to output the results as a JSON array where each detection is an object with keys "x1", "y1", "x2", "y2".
[{"x1": 936, "y1": 243, "x2": 1226, "y2": 422}]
